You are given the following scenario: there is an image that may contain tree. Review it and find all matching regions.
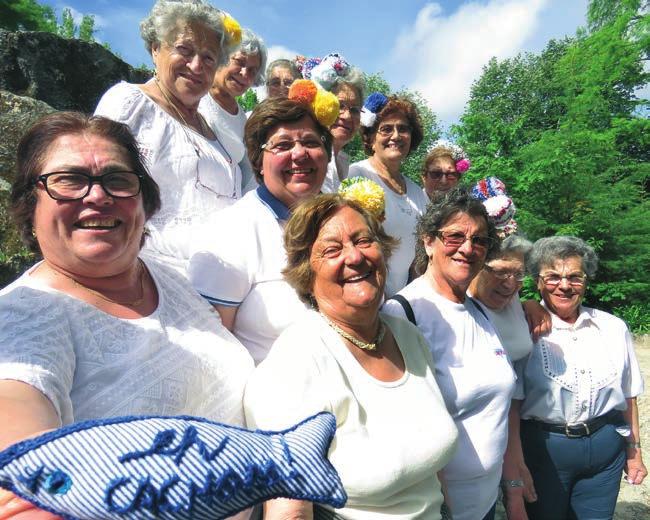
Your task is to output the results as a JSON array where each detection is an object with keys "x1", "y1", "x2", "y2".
[
  {"x1": 453, "y1": 0, "x2": 650, "y2": 330},
  {"x1": 57, "y1": 7, "x2": 75, "y2": 38},
  {"x1": 0, "y1": 0, "x2": 56, "y2": 32},
  {"x1": 78, "y1": 14, "x2": 95, "y2": 42}
]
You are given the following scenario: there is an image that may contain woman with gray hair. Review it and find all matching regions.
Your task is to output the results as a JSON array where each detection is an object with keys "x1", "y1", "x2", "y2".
[
  {"x1": 95, "y1": 0, "x2": 243, "y2": 273},
  {"x1": 200, "y1": 27, "x2": 267, "y2": 192},
  {"x1": 265, "y1": 58, "x2": 301, "y2": 98},
  {"x1": 301, "y1": 53, "x2": 366, "y2": 193},
  {"x1": 514, "y1": 235, "x2": 646, "y2": 519}
]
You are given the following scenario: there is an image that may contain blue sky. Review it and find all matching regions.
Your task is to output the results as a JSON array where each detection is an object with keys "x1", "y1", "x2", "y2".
[{"x1": 54, "y1": 0, "x2": 590, "y2": 128}]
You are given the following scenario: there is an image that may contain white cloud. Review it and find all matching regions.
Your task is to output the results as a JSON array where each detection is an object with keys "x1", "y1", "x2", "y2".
[
  {"x1": 388, "y1": 0, "x2": 549, "y2": 125},
  {"x1": 266, "y1": 44, "x2": 301, "y2": 64}
]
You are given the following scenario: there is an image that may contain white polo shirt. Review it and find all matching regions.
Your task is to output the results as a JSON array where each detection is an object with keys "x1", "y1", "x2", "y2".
[{"x1": 188, "y1": 186, "x2": 309, "y2": 364}]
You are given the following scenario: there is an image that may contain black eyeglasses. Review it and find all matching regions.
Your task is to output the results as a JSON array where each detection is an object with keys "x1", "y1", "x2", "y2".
[
  {"x1": 377, "y1": 124, "x2": 412, "y2": 137},
  {"x1": 426, "y1": 170, "x2": 460, "y2": 181},
  {"x1": 436, "y1": 230, "x2": 493, "y2": 250},
  {"x1": 484, "y1": 264, "x2": 525, "y2": 281},
  {"x1": 34, "y1": 171, "x2": 143, "y2": 201}
]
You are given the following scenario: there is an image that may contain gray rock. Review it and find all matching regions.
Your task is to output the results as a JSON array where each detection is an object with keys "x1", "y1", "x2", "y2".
[{"x1": 0, "y1": 29, "x2": 152, "y2": 113}]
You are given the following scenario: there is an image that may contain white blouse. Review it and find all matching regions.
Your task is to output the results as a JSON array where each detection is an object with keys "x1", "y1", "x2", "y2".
[
  {"x1": 514, "y1": 305, "x2": 644, "y2": 424},
  {"x1": 95, "y1": 82, "x2": 242, "y2": 272}
]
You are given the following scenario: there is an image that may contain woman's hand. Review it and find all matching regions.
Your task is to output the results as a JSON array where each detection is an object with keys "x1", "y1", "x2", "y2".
[
  {"x1": 624, "y1": 448, "x2": 647, "y2": 485},
  {"x1": 0, "y1": 489, "x2": 61, "y2": 520},
  {"x1": 503, "y1": 487, "x2": 529, "y2": 520},
  {"x1": 521, "y1": 300, "x2": 551, "y2": 341}
]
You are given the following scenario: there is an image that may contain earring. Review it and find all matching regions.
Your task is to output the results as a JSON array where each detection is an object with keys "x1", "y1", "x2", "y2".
[{"x1": 31, "y1": 227, "x2": 37, "y2": 238}]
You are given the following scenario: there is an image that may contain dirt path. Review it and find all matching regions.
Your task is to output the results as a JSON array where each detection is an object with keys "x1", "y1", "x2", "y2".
[{"x1": 496, "y1": 336, "x2": 650, "y2": 519}]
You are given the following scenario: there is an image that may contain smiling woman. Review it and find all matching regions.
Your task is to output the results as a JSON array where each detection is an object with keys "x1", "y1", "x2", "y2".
[
  {"x1": 95, "y1": 0, "x2": 243, "y2": 273},
  {"x1": 244, "y1": 193, "x2": 459, "y2": 519},
  {"x1": 0, "y1": 112, "x2": 253, "y2": 519}
]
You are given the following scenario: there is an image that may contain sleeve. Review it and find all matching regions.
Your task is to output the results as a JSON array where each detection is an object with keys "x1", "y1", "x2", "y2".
[
  {"x1": 187, "y1": 207, "x2": 254, "y2": 307},
  {"x1": 244, "y1": 326, "x2": 331, "y2": 431},
  {"x1": 0, "y1": 285, "x2": 75, "y2": 421},
  {"x1": 621, "y1": 325, "x2": 644, "y2": 398}
]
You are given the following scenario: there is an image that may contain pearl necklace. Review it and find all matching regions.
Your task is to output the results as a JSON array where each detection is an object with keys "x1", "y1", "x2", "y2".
[{"x1": 320, "y1": 313, "x2": 386, "y2": 351}]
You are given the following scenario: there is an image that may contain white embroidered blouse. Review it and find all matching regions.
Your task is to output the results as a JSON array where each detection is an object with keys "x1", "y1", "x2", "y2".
[{"x1": 514, "y1": 305, "x2": 644, "y2": 424}]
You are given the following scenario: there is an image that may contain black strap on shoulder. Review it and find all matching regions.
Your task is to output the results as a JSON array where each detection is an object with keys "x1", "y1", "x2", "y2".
[
  {"x1": 468, "y1": 296, "x2": 489, "y2": 321},
  {"x1": 388, "y1": 294, "x2": 416, "y2": 326}
]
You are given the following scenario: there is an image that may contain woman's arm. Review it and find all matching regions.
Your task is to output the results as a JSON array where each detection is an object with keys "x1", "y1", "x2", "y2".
[
  {"x1": 521, "y1": 300, "x2": 551, "y2": 341},
  {"x1": 501, "y1": 400, "x2": 537, "y2": 520},
  {"x1": 263, "y1": 499, "x2": 313, "y2": 520},
  {"x1": 622, "y1": 398, "x2": 647, "y2": 485},
  {"x1": 0, "y1": 380, "x2": 62, "y2": 519},
  {"x1": 213, "y1": 304, "x2": 238, "y2": 332}
]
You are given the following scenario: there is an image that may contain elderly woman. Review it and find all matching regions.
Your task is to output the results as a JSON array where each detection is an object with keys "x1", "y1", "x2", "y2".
[
  {"x1": 265, "y1": 58, "x2": 301, "y2": 99},
  {"x1": 514, "y1": 236, "x2": 646, "y2": 519},
  {"x1": 188, "y1": 97, "x2": 331, "y2": 364},
  {"x1": 303, "y1": 53, "x2": 365, "y2": 193},
  {"x1": 95, "y1": 0, "x2": 241, "y2": 272},
  {"x1": 348, "y1": 94, "x2": 430, "y2": 297},
  {"x1": 383, "y1": 187, "x2": 515, "y2": 520},
  {"x1": 244, "y1": 194, "x2": 459, "y2": 518},
  {"x1": 200, "y1": 27, "x2": 267, "y2": 193},
  {"x1": 421, "y1": 139, "x2": 470, "y2": 200},
  {"x1": 0, "y1": 112, "x2": 253, "y2": 518}
]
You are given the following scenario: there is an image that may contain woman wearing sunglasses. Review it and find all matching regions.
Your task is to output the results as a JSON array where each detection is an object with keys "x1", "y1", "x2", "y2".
[
  {"x1": 348, "y1": 94, "x2": 430, "y2": 297},
  {"x1": 0, "y1": 113, "x2": 253, "y2": 519},
  {"x1": 513, "y1": 236, "x2": 646, "y2": 519},
  {"x1": 421, "y1": 139, "x2": 469, "y2": 200},
  {"x1": 383, "y1": 187, "x2": 515, "y2": 520}
]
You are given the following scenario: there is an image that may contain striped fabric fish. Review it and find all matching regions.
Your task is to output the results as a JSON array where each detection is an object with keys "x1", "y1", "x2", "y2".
[{"x1": 0, "y1": 412, "x2": 346, "y2": 519}]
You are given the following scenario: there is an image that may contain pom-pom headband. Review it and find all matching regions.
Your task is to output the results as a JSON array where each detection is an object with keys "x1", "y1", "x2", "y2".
[
  {"x1": 302, "y1": 53, "x2": 351, "y2": 91},
  {"x1": 339, "y1": 177, "x2": 385, "y2": 221},
  {"x1": 472, "y1": 177, "x2": 517, "y2": 238},
  {"x1": 221, "y1": 13, "x2": 242, "y2": 47},
  {"x1": 429, "y1": 139, "x2": 471, "y2": 174},
  {"x1": 360, "y1": 92, "x2": 389, "y2": 128},
  {"x1": 288, "y1": 79, "x2": 340, "y2": 128}
]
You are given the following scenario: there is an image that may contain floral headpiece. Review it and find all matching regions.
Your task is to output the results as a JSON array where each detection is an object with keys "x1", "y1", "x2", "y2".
[
  {"x1": 288, "y1": 79, "x2": 340, "y2": 128},
  {"x1": 472, "y1": 177, "x2": 517, "y2": 238},
  {"x1": 299, "y1": 53, "x2": 351, "y2": 91},
  {"x1": 360, "y1": 92, "x2": 389, "y2": 128},
  {"x1": 339, "y1": 177, "x2": 385, "y2": 221},
  {"x1": 294, "y1": 55, "x2": 321, "y2": 79},
  {"x1": 429, "y1": 139, "x2": 470, "y2": 173},
  {"x1": 221, "y1": 13, "x2": 242, "y2": 47}
]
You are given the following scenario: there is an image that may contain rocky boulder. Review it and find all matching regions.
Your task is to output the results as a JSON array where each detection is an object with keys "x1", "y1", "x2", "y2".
[{"x1": 0, "y1": 29, "x2": 152, "y2": 113}]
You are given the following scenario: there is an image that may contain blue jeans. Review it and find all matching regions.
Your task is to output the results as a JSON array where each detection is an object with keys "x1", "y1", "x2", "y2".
[{"x1": 521, "y1": 420, "x2": 625, "y2": 520}]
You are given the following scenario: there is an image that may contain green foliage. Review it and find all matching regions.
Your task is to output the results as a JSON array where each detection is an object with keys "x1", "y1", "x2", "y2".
[
  {"x1": 236, "y1": 89, "x2": 259, "y2": 112},
  {"x1": 344, "y1": 72, "x2": 441, "y2": 185},
  {"x1": 1, "y1": 0, "x2": 96, "y2": 42},
  {"x1": 0, "y1": 0, "x2": 56, "y2": 32},
  {"x1": 612, "y1": 303, "x2": 650, "y2": 334},
  {"x1": 454, "y1": 1, "x2": 650, "y2": 331}
]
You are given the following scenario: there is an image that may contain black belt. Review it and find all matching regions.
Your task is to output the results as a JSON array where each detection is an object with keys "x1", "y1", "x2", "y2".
[{"x1": 525, "y1": 409, "x2": 620, "y2": 438}]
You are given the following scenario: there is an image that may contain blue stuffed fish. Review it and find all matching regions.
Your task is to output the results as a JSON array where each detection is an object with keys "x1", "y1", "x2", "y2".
[{"x1": 0, "y1": 412, "x2": 346, "y2": 519}]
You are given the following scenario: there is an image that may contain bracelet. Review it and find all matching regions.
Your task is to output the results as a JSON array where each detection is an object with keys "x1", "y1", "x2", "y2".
[
  {"x1": 500, "y1": 479, "x2": 524, "y2": 488},
  {"x1": 626, "y1": 441, "x2": 642, "y2": 449}
]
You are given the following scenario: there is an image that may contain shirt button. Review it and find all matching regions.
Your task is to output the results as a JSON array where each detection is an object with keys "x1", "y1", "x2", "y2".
[
  {"x1": 573, "y1": 336, "x2": 578, "y2": 341},
  {"x1": 580, "y1": 369, "x2": 585, "y2": 374},
  {"x1": 582, "y1": 402, "x2": 588, "y2": 410}
]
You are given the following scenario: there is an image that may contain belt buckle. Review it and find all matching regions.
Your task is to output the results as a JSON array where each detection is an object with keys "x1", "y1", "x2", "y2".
[{"x1": 565, "y1": 422, "x2": 590, "y2": 438}]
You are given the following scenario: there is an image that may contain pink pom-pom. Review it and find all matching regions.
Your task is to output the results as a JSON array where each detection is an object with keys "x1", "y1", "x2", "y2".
[{"x1": 456, "y1": 158, "x2": 470, "y2": 174}]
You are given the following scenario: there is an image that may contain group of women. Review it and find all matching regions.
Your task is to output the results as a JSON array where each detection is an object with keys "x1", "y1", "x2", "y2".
[{"x1": 0, "y1": 0, "x2": 645, "y2": 519}]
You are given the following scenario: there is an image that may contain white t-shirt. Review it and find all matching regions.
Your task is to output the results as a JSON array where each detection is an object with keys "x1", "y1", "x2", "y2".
[
  {"x1": 95, "y1": 81, "x2": 242, "y2": 272},
  {"x1": 472, "y1": 296, "x2": 533, "y2": 362},
  {"x1": 321, "y1": 150, "x2": 350, "y2": 194},
  {"x1": 382, "y1": 276, "x2": 516, "y2": 520},
  {"x1": 514, "y1": 305, "x2": 644, "y2": 424},
  {"x1": 0, "y1": 259, "x2": 254, "y2": 426},
  {"x1": 188, "y1": 186, "x2": 309, "y2": 365},
  {"x1": 245, "y1": 311, "x2": 459, "y2": 519},
  {"x1": 348, "y1": 159, "x2": 429, "y2": 297}
]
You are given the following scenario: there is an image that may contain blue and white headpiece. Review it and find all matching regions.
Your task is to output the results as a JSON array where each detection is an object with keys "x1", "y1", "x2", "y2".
[{"x1": 360, "y1": 92, "x2": 389, "y2": 128}]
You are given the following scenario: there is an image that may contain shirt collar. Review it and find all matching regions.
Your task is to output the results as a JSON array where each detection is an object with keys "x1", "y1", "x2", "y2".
[
  {"x1": 255, "y1": 184, "x2": 290, "y2": 221},
  {"x1": 542, "y1": 301, "x2": 598, "y2": 330}
]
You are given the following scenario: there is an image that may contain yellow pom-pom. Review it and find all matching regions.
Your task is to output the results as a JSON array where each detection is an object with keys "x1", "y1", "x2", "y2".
[
  {"x1": 312, "y1": 89, "x2": 340, "y2": 128},
  {"x1": 339, "y1": 177, "x2": 385, "y2": 220},
  {"x1": 222, "y1": 14, "x2": 242, "y2": 47},
  {"x1": 288, "y1": 79, "x2": 318, "y2": 105}
]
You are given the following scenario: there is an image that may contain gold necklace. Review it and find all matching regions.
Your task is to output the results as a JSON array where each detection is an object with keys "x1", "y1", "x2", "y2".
[
  {"x1": 52, "y1": 260, "x2": 146, "y2": 307},
  {"x1": 320, "y1": 313, "x2": 386, "y2": 351}
]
